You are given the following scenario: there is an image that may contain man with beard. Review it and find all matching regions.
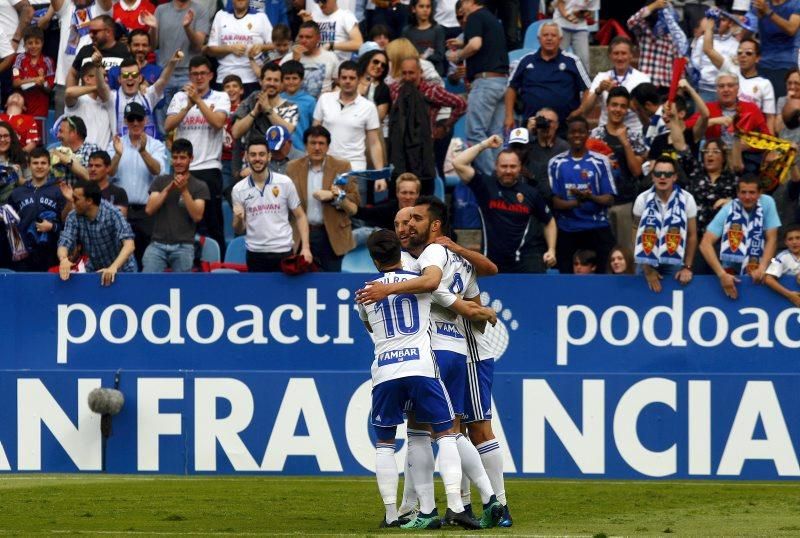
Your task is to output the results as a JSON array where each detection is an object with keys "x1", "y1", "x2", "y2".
[
  {"x1": 358, "y1": 198, "x2": 504, "y2": 530},
  {"x1": 67, "y1": 14, "x2": 132, "y2": 88},
  {"x1": 232, "y1": 62, "x2": 298, "y2": 142},
  {"x1": 231, "y1": 136, "x2": 313, "y2": 272},
  {"x1": 453, "y1": 133, "x2": 556, "y2": 273},
  {"x1": 142, "y1": 138, "x2": 209, "y2": 272}
]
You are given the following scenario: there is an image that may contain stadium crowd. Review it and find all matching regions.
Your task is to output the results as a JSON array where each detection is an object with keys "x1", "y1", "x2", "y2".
[{"x1": 0, "y1": 0, "x2": 798, "y2": 301}]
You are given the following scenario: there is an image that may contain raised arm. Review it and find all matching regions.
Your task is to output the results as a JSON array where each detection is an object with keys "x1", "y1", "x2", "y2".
[{"x1": 453, "y1": 135, "x2": 503, "y2": 183}]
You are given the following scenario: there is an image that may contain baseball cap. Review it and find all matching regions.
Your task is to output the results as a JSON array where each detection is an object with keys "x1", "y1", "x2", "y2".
[
  {"x1": 124, "y1": 102, "x2": 146, "y2": 120},
  {"x1": 358, "y1": 41, "x2": 381, "y2": 57},
  {"x1": 266, "y1": 125, "x2": 290, "y2": 152},
  {"x1": 508, "y1": 127, "x2": 529, "y2": 145}
]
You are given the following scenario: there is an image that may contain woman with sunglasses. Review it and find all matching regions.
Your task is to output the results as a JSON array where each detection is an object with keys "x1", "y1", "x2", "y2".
[
  {"x1": 357, "y1": 49, "x2": 391, "y2": 138},
  {"x1": 0, "y1": 121, "x2": 28, "y2": 204}
]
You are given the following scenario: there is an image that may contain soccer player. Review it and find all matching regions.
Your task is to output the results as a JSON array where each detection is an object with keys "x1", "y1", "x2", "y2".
[
  {"x1": 365, "y1": 200, "x2": 505, "y2": 529},
  {"x1": 358, "y1": 229, "x2": 482, "y2": 530}
]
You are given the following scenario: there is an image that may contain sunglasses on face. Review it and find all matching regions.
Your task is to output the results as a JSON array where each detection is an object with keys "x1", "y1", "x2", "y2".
[
  {"x1": 190, "y1": 71, "x2": 211, "y2": 78},
  {"x1": 737, "y1": 50, "x2": 756, "y2": 56},
  {"x1": 371, "y1": 59, "x2": 387, "y2": 67},
  {"x1": 120, "y1": 71, "x2": 140, "y2": 79},
  {"x1": 652, "y1": 171, "x2": 675, "y2": 178},
  {"x1": 702, "y1": 149, "x2": 723, "y2": 155},
  {"x1": 126, "y1": 116, "x2": 145, "y2": 123}
]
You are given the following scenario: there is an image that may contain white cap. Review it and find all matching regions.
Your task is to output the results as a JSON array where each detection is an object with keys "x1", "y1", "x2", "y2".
[{"x1": 508, "y1": 127, "x2": 529, "y2": 145}]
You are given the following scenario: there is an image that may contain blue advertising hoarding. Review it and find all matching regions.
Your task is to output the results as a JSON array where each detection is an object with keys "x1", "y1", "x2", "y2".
[{"x1": 1, "y1": 273, "x2": 799, "y2": 478}]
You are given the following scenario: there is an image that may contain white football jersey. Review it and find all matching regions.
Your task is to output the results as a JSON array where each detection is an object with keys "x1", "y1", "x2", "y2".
[
  {"x1": 417, "y1": 243, "x2": 480, "y2": 355},
  {"x1": 358, "y1": 271, "x2": 436, "y2": 386}
]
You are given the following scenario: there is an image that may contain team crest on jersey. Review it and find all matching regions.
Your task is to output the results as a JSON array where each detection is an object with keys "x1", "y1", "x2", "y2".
[
  {"x1": 641, "y1": 226, "x2": 657, "y2": 255},
  {"x1": 665, "y1": 226, "x2": 682, "y2": 254},
  {"x1": 516, "y1": 192, "x2": 524, "y2": 203},
  {"x1": 247, "y1": 23, "x2": 252, "y2": 29},
  {"x1": 272, "y1": 185, "x2": 280, "y2": 197},
  {"x1": 559, "y1": 62, "x2": 566, "y2": 71},
  {"x1": 728, "y1": 223, "x2": 743, "y2": 251}
]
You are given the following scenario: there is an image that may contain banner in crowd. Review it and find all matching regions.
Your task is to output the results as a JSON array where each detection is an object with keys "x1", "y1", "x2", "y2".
[{"x1": 1, "y1": 273, "x2": 799, "y2": 479}]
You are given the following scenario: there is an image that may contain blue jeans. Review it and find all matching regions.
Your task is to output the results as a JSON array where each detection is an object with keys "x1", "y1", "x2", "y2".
[
  {"x1": 142, "y1": 242, "x2": 195, "y2": 273},
  {"x1": 466, "y1": 76, "x2": 507, "y2": 176}
]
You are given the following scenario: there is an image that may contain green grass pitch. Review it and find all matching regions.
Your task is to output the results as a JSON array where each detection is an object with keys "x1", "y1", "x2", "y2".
[{"x1": 1, "y1": 475, "x2": 799, "y2": 535}]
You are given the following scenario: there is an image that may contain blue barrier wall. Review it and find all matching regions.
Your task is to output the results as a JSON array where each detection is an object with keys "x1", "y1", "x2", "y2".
[{"x1": 1, "y1": 273, "x2": 800, "y2": 478}]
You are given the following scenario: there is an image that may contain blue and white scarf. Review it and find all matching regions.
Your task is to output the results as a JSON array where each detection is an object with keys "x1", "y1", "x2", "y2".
[
  {"x1": 720, "y1": 198, "x2": 764, "y2": 274},
  {"x1": 0, "y1": 204, "x2": 27, "y2": 261},
  {"x1": 634, "y1": 186, "x2": 688, "y2": 267},
  {"x1": 655, "y1": 6, "x2": 689, "y2": 56}
]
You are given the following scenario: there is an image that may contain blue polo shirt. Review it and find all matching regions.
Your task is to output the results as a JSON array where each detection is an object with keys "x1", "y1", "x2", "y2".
[
  {"x1": 548, "y1": 150, "x2": 616, "y2": 232},
  {"x1": 508, "y1": 49, "x2": 590, "y2": 125}
]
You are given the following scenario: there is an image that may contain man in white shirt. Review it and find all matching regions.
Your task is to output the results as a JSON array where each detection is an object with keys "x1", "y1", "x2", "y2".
[
  {"x1": 204, "y1": 0, "x2": 272, "y2": 95},
  {"x1": 165, "y1": 55, "x2": 230, "y2": 250},
  {"x1": 231, "y1": 136, "x2": 313, "y2": 272},
  {"x1": 113, "y1": 52, "x2": 180, "y2": 139},
  {"x1": 313, "y1": 60, "x2": 386, "y2": 198},
  {"x1": 51, "y1": 0, "x2": 113, "y2": 117},
  {"x1": 691, "y1": 14, "x2": 738, "y2": 103},
  {"x1": 576, "y1": 36, "x2": 650, "y2": 134},
  {"x1": 281, "y1": 20, "x2": 339, "y2": 98},
  {"x1": 65, "y1": 60, "x2": 115, "y2": 149},
  {"x1": 301, "y1": 0, "x2": 362, "y2": 63}
]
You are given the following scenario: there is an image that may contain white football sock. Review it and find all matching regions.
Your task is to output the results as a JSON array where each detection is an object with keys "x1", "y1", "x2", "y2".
[
  {"x1": 406, "y1": 429, "x2": 436, "y2": 514},
  {"x1": 477, "y1": 439, "x2": 506, "y2": 505},
  {"x1": 456, "y1": 433, "x2": 494, "y2": 505},
  {"x1": 435, "y1": 434, "x2": 464, "y2": 512},
  {"x1": 376, "y1": 443, "x2": 399, "y2": 522},
  {"x1": 461, "y1": 473, "x2": 471, "y2": 507}
]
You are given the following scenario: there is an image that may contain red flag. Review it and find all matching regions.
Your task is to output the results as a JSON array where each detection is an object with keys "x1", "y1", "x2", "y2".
[{"x1": 668, "y1": 57, "x2": 688, "y2": 103}]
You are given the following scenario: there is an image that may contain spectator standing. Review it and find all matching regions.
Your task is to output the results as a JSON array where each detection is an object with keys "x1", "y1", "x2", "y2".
[
  {"x1": 205, "y1": 0, "x2": 273, "y2": 96},
  {"x1": 701, "y1": 22, "x2": 777, "y2": 134},
  {"x1": 113, "y1": 0, "x2": 155, "y2": 32},
  {"x1": 699, "y1": 175, "x2": 781, "y2": 300},
  {"x1": 231, "y1": 62, "x2": 298, "y2": 142},
  {"x1": 552, "y1": 0, "x2": 594, "y2": 72},
  {"x1": 8, "y1": 147, "x2": 68, "y2": 271},
  {"x1": 51, "y1": 116, "x2": 97, "y2": 186},
  {"x1": 434, "y1": 0, "x2": 459, "y2": 39},
  {"x1": 691, "y1": 15, "x2": 738, "y2": 103},
  {"x1": 505, "y1": 22, "x2": 588, "y2": 140},
  {"x1": 127, "y1": 29, "x2": 162, "y2": 86},
  {"x1": 231, "y1": 137, "x2": 313, "y2": 272},
  {"x1": 287, "y1": 124, "x2": 359, "y2": 271},
  {"x1": 113, "y1": 53, "x2": 180, "y2": 139},
  {"x1": 0, "y1": 91, "x2": 41, "y2": 152},
  {"x1": 65, "y1": 62, "x2": 114, "y2": 149},
  {"x1": 108, "y1": 102, "x2": 167, "y2": 267},
  {"x1": 632, "y1": 156, "x2": 698, "y2": 293},
  {"x1": 549, "y1": 116, "x2": 616, "y2": 273},
  {"x1": 58, "y1": 179, "x2": 137, "y2": 284},
  {"x1": 647, "y1": 83, "x2": 709, "y2": 167},
  {"x1": 280, "y1": 60, "x2": 317, "y2": 152},
  {"x1": 403, "y1": 0, "x2": 446, "y2": 77},
  {"x1": 453, "y1": 134, "x2": 557, "y2": 273},
  {"x1": 313, "y1": 61, "x2": 385, "y2": 189},
  {"x1": 524, "y1": 108, "x2": 568, "y2": 193},
  {"x1": 140, "y1": 0, "x2": 211, "y2": 130},
  {"x1": 265, "y1": 125, "x2": 303, "y2": 174},
  {"x1": 304, "y1": 0, "x2": 363, "y2": 63},
  {"x1": 589, "y1": 86, "x2": 647, "y2": 251},
  {"x1": 577, "y1": 37, "x2": 650, "y2": 134},
  {"x1": 750, "y1": 0, "x2": 800, "y2": 97},
  {"x1": 87, "y1": 150, "x2": 128, "y2": 216},
  {"x1": 221, "y1": 74, "x2": 244, "y2": 190},
  {"x1": 451, "y1": 0, "x2": 507, "y2": 177},
  {"x1": 11, "y1": 26, "x2": 54, "y2": 118},
  {"x1": 67, "y1": 14, "x2": 132, "y2": 88},
  {"x1": 281, "y1": 21, "x2": 339, "y2": 98},
  {"x1": 142, "y1": 138, "x2": 209, "y2": 272},
  {"x1": 165, "y1": 55, "x2": 230, "y2": 251},
  {"x1": 52, "y1": 0, "x2": 113, "y2": 117},
  {"x1": 627, "y1": 0, "x2": 684, "y2": 91},
  {"x1": 356, "y1": 49, "x2": 391, "y2": 143}
]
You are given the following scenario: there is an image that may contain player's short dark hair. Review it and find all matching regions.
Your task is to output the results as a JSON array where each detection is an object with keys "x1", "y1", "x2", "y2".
[
  {"x1": 189, "y1": 55, "x2": 213, "y2": 71},
  {"x1": 75, "y1": 180, "x2": 102, "y2": 205},
  {"x1": 64, "y1": 116, "x2": 87, "y2": 140},
  {"x1": 653, "y1": 155, "x2": 677, "y2": 172},
  {"x1": 304, "y1": 124, "x2": 331, "y2": 145},
  {"x1": 631, "y1": 82, "x2": 661, "y2": 107},
  {"x1": 415, "y1": 195, "x2": 449, "y2": 233},
  {"x1": 222, "y1": 74, "x2": 243, "y2": 87},
  {"x1": 606, "y1": 86, "x2": 630, "y2": 104},
  {"x1": 88, "y1": 150, "x2": 111, "y2": 166},
  {"x1": 29, "y1": 147, "x2": 50, "y2": 161},
  {"x1": 299, "y1": 20, "x2": 320, "y2": 35},
  {"x1": 22, "y1": 25, "x2": 44, "y2": 42},
  {"x1": 367, "y1": 229, "x2": 401, "y2": 266},
  {"x1": 246, "y1": 136, "x2": 269, "y2": 152},
  {"x1": 281, "y1": 60, "x2": 305, "y2": 79},
  {"x1": 128, "y1": 28, "x2": 150, "y2": 44},
  {"x1": 120, "y1": 56, "x2": 138, "y2": 70},
  {"x1": 171, "y1": 138, "x2": 194, "y2": 157},
  {"x1": 573, "y1": 249, "x2": 597, "y2": 266},
  {"x1": 738, "y1": 173, "x2": 762, "y2": 190},
  {"x1": 260, "y1": 61, "x2": 282, "y2": 80},
  {"x1": 79, "y1": 63, "x2": 97, "y2": 80},
  {"x1": 783, "y1": 223, "x2": 800, "y2": 238},
  {"x1": 272, "y1": 23, "x2": 291, "y2": 41},
  {"x1": 338, "y1": 60, "x2": 358, "y2": 77}
]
